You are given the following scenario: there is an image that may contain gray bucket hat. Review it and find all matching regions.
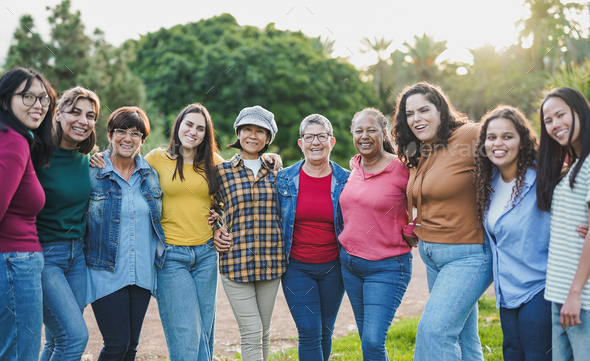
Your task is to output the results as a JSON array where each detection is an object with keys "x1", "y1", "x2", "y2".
[{"x1": 233, "y1": 105, "x2": 278, "y2": 144}]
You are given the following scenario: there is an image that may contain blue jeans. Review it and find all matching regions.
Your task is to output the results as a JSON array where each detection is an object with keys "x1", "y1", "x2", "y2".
[
  {"x1": 340, "y1": 248, "x2": 412, "y2": 361},
  {"x1": 156, "y1": 240, "x2": 218, "y2": 361},
  {"x1": 91, "y1": 285, "x2": 152, "y2": 361},
  {"x1": 281, "y1": 258, "x2": 345, "y2": 361},
  {"x1": 0, "y1": 251, "x2": 44, "y2": 361},
  {"x1": 551, "y1": 302, "x2": 590, "y2": 361},
  {"x1": 500, "y1": 289, "x2": 552, "y2": 361},
  {"x1": 414, "y1": 240, "x2": 493, "y2": 361},
  {"x1": 40, "y1": 239, "x2": 88, "y2": 361}
]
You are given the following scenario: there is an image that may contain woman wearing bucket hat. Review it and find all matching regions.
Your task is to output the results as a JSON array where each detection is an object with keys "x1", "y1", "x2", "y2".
[{"x1": 213, "y1": 105, "x2": 286, "y2": 361}]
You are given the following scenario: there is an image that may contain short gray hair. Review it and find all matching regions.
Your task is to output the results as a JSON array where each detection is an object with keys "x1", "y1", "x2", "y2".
[{"x1": 299, "y1": 114, "x2": 333, "y2": 136}]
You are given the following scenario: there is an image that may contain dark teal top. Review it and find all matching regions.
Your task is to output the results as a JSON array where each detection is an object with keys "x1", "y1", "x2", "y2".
[{"x1": 36, "y1": 148, "x2": 90, "y2": 243}]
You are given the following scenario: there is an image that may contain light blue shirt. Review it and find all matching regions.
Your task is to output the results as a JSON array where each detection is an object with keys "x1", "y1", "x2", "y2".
[
  {"x1": 484, "y1": 167, "x2": 550, "y2": 309},
  {"x1": 86, "y1": 156, "x2": 158, "y2": 304}
]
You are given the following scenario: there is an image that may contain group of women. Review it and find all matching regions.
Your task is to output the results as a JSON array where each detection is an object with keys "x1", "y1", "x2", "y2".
[{"x1": 1, "y1": 65, "x2": 589, "y2": 361}]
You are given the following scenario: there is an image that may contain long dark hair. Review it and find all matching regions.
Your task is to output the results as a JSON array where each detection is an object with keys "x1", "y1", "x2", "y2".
[
  {"x1": 537, "y1": 87, "x2": 590, "y2": 211},
  {"x1": 167, "y1": 103, "x2": 219, "y2": 195},
  {"x1": 475, "y1": 106, "x2": 538, "y2": 226},
  {"x1": 0, "y1": 67, "x2": 57, "y2": 168},
  {"x1": 54, "y1": 86, "x2": 101, "y2": 155},
  {"x1": 393, "y1": 82, "x2": 468, "y2": 168},
  {"x1": 351, "y1": 108, "x2": 395, "y2": 154}
]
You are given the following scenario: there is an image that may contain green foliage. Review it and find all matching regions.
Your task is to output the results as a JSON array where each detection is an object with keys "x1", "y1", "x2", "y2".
[
  {"x1": 269, "y1": 296, "x2": 502, "y2": 360},
  {"x1": 549, "y1": 58, "x2": 590, "y2": 100},
  {"x1": 129, "y1": 14, "x2": 377, "y2": 166},
  {"x1": 3, "y1": 0, "x2": 159, "y2": 151},
  {"x1": 4, "y1": 15, "x2": 51, "y2": 72}
]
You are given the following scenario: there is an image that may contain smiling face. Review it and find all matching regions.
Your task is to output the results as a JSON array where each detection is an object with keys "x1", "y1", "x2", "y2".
[
  {"x1": 238, "y1": 124, "x2": 269, "y2": 160},
  {"x1": 10, "y1": 79, "x2": 49, "y2": 130},
  {"x1": 298, "y1": 123, "x2": 335, "y2": 165},
  {"x1": 178, "y1": 112, "x2": 206, "y2": 152},
  {"x1": 57, "y1": 99, "x2": 96, "y2": 149},
  {"x1": 108, "y1": 127, "x2": 144, "y2": 159},
  {"x1": 405, "y1": 93, "x2": 441, "y2": 144},
  {"x1": 485, "y1": 117, "x2": 521, "y2": 181},
  {"x1": 542, "y1": 96, "x2": 582, "y2": 155},
  {"x1": 352, "y1": 115, "x2": 385, "y2": 157}
]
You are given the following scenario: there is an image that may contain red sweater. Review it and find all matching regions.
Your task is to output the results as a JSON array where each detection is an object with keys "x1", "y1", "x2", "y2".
[{"x1": 0, "y1": 127, "x2": 45, "y2": 252}]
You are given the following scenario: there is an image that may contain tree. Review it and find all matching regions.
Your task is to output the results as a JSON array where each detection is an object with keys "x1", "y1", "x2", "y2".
[
  {"x1": 129, "y1": 14, "x2": 377, "y2": 165},
  {"x1": 361, "y1": 37, "x2": 394, "y2": 114},
  {"x1": 44, "y1": 0, "x2": 92, "y2": 90},
  {"x1": 403, "y1": 33, "x2": 448, "y2": 82},
  {"x1": 518, "y1": 0, "x2": 586, "y2": 71},
  {"x1": 5, "y1": 15, "x2": 51, "y2": 72}
]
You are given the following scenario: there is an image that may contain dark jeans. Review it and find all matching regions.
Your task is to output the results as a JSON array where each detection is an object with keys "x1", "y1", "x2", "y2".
[
  {"x1": 281, "y1": 258, "x2": 345, "y2": 361},
  {"x1": 91, "y1": 285, "x2": 152, "y2": 361},
  {"x1": 500, "y1": 289, "x2": 552, "y2": 361},
  {"x1": 340, "y1": 248, "x2": 412, "y2": 361}
]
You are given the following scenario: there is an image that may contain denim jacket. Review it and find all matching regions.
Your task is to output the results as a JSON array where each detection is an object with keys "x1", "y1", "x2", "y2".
[
  {"x1": 277, "y1": 160, "x2": 350, "y2": 261},
  {"x1": 85, "y1": 151, "x2": 166, "y2": 271}
]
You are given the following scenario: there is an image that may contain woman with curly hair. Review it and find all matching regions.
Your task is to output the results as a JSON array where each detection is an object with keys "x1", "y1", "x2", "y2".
[
  {"x1": 537, "y1": 87, "x2": 590, "y2": 360},
  {"x1": 475, "y1": 105, "x2": 555, "y2": 360},
  {"x1": 393, "y1": 82, "x2": 492, "y2": 360}
]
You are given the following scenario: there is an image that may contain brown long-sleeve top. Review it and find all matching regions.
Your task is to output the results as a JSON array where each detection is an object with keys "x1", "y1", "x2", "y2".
[{"x1": 407, "y1": 122, "x2": 484, "y2": 244}]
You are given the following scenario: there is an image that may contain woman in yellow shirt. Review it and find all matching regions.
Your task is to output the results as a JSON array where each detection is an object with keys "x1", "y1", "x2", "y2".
[{"x1": 145, "y1": 103, "x2": 222, "y2": 361}]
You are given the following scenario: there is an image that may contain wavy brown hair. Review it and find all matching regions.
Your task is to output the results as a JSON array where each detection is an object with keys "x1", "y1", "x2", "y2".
[
  {"x1": 54, "y1": 86, "x2": 101, "y2": 155},
  {"x1": 393, "y1": 82, "x2": 468, "y2": 168},
  {"x1": 475, "y1": 106, "x2": 537, "y2": 226}
]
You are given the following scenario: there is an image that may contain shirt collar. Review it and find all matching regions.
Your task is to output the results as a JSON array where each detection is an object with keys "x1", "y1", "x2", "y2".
[{"x1": 230, "y1": 153, "x2": 271, "y2": 170}]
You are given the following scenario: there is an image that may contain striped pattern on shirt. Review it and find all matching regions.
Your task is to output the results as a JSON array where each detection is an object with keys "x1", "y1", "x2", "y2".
[
  {"x1": 546, "y1": 157, "x2": 590, "y2": 309},
  {"x1": 214, "y1": 154, "x2": 285, "y2": 282}
]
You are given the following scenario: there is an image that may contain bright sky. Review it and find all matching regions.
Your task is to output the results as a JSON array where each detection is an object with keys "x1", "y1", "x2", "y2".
[{"x1": 0, "y1": 0, "x2": 588, "y2": 69}]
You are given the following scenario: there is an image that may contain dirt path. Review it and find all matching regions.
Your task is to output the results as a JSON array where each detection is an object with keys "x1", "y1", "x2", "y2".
[{"x1": 66, "y1": 248, "x2": 493, "y2": 360}]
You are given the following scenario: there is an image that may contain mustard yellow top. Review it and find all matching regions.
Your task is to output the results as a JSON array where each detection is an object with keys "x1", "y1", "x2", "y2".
[{"x1": 145, "y1": 148, "x2": 224, "y2": 246}]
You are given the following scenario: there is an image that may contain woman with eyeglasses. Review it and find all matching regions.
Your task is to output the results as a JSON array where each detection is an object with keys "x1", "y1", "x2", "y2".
[
  {"x1": 0, "y1": 67, "x2": 56, "y2": 361},
  {"x1": 36, "y1": 86, "x2": 101, "y2": 361},
  {"x1": 338, "y1": 108, "x2": 416, "y2": 360},
  {"x1": 85, "y1": 107, "x2": 165, "y2": 360},
  {"x1": 276, "y1": 114, "x2": 349, "y2": 360}
]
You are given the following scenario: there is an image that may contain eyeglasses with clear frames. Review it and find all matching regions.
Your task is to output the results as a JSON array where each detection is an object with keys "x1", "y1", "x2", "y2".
[
  {"x1": 17, "y1": 92, "x2": 50, "y2": 108},
  {"x1": 113, "y1": 128, "x2": 143, "y2": 140},
  {"x1": 301, "y1": 132, "x2": 330, "y2": 143}
]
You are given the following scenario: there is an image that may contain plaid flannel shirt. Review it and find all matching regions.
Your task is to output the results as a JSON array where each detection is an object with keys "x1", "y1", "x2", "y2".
[{"x1": 213, "y1": 154, "x2": 285, "y2": 282}]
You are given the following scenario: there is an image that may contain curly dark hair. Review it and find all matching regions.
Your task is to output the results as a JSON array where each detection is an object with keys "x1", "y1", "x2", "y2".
[
  {"x1": 393, "y1": 82, "x2": 468, "y2": 168},
  {"x1": 475, "y1": 106, "x2": 537, "y2": 226}
]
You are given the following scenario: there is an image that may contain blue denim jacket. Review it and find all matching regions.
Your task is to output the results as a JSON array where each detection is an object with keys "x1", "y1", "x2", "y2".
[
  {"x1": 277, "y1": 160, "x2": 350, "y2": 262},
  {"x1": 85, "y1": 151, "x2": 166, "y2": 271},
  {"x1": 484, "y1": 167, "x2": 550, "y2": 309}
]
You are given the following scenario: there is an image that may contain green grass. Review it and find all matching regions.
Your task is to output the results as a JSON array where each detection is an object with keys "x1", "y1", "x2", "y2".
[{"x1": 265, "y1": 296, "x2": 503, "y2": 360}]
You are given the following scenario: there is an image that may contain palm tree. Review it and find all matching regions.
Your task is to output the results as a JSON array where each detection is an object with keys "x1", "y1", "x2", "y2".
[
  {"x1": 361, "y1": 37, "x2": 394, "y2": 113},
  {"x1": 403, "y1": 33, "x2": 447, "y2": 82},
  {"x1": 518, "y1": 0, "x2": 585, "y2": 71}
]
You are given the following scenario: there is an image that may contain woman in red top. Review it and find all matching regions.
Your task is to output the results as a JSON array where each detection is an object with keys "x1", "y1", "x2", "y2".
[
  {"x1": 0, "y1": 67, "x2": 56, "y2": 361},
  {"x1": 338, "y1": 108, "x2": 416, "y2": 360},
  {"x1": 277, "y1": 114, "x2": 350, "y2": 360}
]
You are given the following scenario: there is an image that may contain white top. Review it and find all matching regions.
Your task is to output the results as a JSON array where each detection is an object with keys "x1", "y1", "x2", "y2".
[
  {"x1": 243, "y1": 158, "x2": 262, "y2": 177},
  {"x1": 546, "y1": 158, "x2": 590, "y2": 310},
  {"x1": 487, "y1": 176, "x2": 516, "y2": 235}
]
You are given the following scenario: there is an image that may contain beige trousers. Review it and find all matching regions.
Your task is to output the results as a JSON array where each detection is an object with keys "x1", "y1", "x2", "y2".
[{"x1": 221, "y1": 275, "x2": 281, "y2": 361}]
